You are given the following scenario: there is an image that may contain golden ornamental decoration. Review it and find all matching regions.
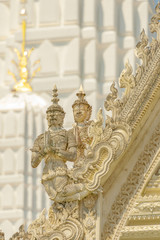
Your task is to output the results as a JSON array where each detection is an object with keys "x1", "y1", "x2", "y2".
[{"x1": 8, "y1": 18, "x2": 40, "y2": 92}]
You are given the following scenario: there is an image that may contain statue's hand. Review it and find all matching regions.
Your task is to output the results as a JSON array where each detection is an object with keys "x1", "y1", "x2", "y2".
[
  {"x1": 56, "y1": 149, "x2": 65, "y2": 159},
  {"x1": 44, "y1": 146, "x2": 51, "y2": 154},
  {"x1": 44, "y1": 146, "x2": 57, "y2": 154}
]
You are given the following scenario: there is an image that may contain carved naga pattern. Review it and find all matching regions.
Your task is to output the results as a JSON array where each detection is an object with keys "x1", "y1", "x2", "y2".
[
  {"x1": 9, "y1": 203, "x2": 84, "y2": 240},
  {"x1": 70, "y1": 102, "x2": 131, "y2": 192},
  {"x1": 9, "y1": 225, "x2": 31, "y2": 240},
  {"x1": 102, "y1": 123, "x2": 160, "y2": 240}
]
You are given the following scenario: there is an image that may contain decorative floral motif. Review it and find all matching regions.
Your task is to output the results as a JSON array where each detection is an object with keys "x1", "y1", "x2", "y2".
[
  {"x1": 104, "y1": 82, "x2": 122, "y2": 122},
  {"x1": 83, "y1": 210, "x2": 96, "y2": 239},
  {"x1": 9, "y1": 225, "x2": 31, "y2": 240},
  {"x1": 82, "y1": 194, "x2": 97, "y2": 240},
  {"x1": 83, "y1": 194, "x2": 97, "y2": 209},
  {"x1": 119, "y1": 60, "x2": 135, "y2": 101},
  {"x1": 134, "y1": 201, "x2": 160, "y2": 213},
  {"x1": 135, "y1": 29, "x2": 150, "y2": 67}
]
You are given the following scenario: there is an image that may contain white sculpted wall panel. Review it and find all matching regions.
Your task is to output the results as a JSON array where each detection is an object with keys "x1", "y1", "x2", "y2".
[
  {"x1": 103, "y1": 43, "x2": 117, "y2": 81},
  {"x1": 0, "y1": 4, "x2": 9, "y2": 38},
  {"x1": 120, "y1": 0, "x2": 134, "y2": 34},
  {"x1": 16, "y1": 148, "x2": 24, "y2": 173},
  {"x1": 0, "y1": 59, "x2": 5, "y2": 84},
  {"x1": 3, "y1": 112, "x2": 17, "y2": 138},
  {"x1": 0, "y1": 113, "x2": 2, "y2": 138},
  {"x1": 16, "y1": 184, "x2": 24, "y2": 209},
  {"x1": 4, "y1": 49, "x2": 16, "y2": 86},
  {"x1": 17, "y1": 111, "x2": 25, "y2": 137},
  {"x1": 36, "y1": 40, "x2": 59, "y2": 75},
  {"x1": 82, "y1": 0, "x2": 96, "y2": 26},
  {"x1": 10, "y1": 0, "x2": 19, "y2": 31},
  {"x1": 26, "y1": 0, "x2": 36, "y2": 27},
  {"x1": 83, "y1": 40, "x2": 97, "y2": 77},
  {"x1": 3, "y1": 149, "x2": 15, "y2": 174},
  {"x1": 137, "y1": 2, "x2": 149, "y2": 36},
  {"x1": 0, "y1": 154, "x2": 2, "y2": 175},
  {"x1": 39, "y1": 0, "x2": 60, "y2": 25},
  {"x1": 64, "y1": 0, "x2": 79, "y2": 24},
  {"x1": 63, "y1": 38, "x2": 80, "y2": 75},
  {"x1": 1, "y1": 185, "x2": 14, "y2": 209},
  {"x1": 100, "y1": 0, "x2": 115, "y2": 30}
]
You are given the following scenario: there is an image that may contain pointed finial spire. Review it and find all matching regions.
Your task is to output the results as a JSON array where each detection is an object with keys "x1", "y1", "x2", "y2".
[
  {"x1": 76, "y1": 84, "x2": 86, "y2": 102},
  {"x1": 51, "y1": 85, "x2": 59, "y2": 105},
  {"x1": 46, "y1": 85, "x2": 65, "y2": 114},
  {"x1": 79, "y1": 84, "x2": 84, "y2": 93}
]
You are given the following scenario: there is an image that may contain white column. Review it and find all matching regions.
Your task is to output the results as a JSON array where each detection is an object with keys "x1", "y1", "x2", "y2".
[
  {"x1": 100, "y1": 0, "x2": 116, "y2": 30},
  {"x1": 64, "y1": 0, "x2": 79, "y2": 25},
  {"x1": 119, "y1": 0, "x2": 134, "y2": 36},
  {"x1": 83, "y1": 0, "x2": 96, "y2": 26}
]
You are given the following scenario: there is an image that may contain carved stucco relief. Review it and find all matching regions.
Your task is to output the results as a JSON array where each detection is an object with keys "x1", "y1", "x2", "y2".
[{"x1": 102, "y1": 121, "x2": 160, "y2": 240}]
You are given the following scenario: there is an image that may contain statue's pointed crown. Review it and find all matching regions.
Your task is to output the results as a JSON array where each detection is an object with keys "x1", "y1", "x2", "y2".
[
  {"x1": 72, "y1": 85, "x2": 92, "y2": 121},
  {"x1": 72, "y1": 85, "x2": 92, "y2": 110},
  {"x1": 46, "y1": 85, "x2": 65, "y2": 114}
]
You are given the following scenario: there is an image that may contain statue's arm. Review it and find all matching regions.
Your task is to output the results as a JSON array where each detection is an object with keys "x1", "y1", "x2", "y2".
[
  {"x1": 31, "y1": 152, "x2": 44, "y2": 168},
  {"x1": 58, "y1": 146, "x2": 77, "y2": 162},
  {"x1": 30, "y1": 134, "x2": 45, "y2": 168},
  {"x1": 57, "y1": 130, "x2": 77, "y2": 162}
]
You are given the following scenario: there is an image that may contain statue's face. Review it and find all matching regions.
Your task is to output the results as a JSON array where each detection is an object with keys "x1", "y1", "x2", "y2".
[
  {"x1": 73, "y1": 104, "x2": 89, "y2": 123},
  {"x1": 47, "y1": 110, "x2": 64, "y2": 128}
]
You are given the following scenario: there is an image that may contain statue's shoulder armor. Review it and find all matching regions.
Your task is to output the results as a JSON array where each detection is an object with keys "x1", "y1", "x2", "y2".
[{"x1": 35, "y1": 133, "x2": 44, "y2": 143}]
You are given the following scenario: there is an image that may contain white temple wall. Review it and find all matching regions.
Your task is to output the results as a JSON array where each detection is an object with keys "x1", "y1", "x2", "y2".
[
  {"x1": 0, "y1": 0, "x2": 153, "y2": 114},
  {"x1": 0, "y1": 94, "x2": 48, "y2": 239}
]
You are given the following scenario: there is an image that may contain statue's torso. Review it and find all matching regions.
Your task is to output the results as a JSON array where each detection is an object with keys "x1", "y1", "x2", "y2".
[
  {"x1": 70, "y1": 121, "x2": 93, "y2": 166},
  {"x1": 46, "y1": 129, "x2": 68, "y2": 151},
  {"x1": 43, "y1": 128, "x2": 68, "y2": 172}
]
